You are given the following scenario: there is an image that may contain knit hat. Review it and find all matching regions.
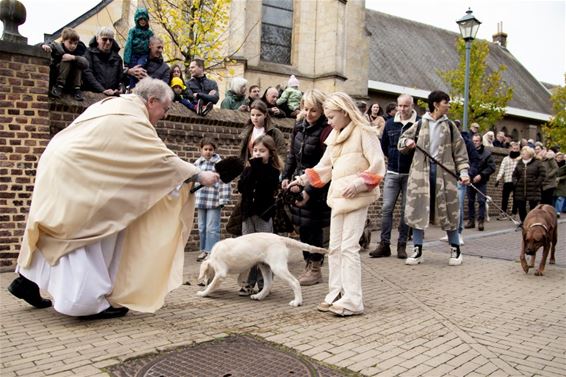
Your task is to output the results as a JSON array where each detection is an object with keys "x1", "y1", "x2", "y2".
[
  {"x1": 171, "y1": 77, "x2": 186, "y2": 90},
  {"x1": 288, "y1": 75, "x2": 299, "y2": 87}
]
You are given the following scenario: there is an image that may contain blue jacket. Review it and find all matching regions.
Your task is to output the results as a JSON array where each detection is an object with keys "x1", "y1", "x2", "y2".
[{"x1": 381, "y1": 111, "x2": 419, "y2": 174}]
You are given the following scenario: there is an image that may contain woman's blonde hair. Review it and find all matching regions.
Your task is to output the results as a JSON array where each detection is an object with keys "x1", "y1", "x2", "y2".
[
  {"x1": 521, "y1": 146, "x2": 535, "y2": 159},
  {"x1": 302, "y1": 89, "x2": 327, "y2": 111},
  {"x1": 323, "y1": 92, "x2": 369, "y2": 128}
]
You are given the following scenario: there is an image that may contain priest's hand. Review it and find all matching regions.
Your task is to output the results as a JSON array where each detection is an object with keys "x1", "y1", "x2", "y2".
[{"x1": 198, "y1": 171, "x2": 220, "y2": 186}]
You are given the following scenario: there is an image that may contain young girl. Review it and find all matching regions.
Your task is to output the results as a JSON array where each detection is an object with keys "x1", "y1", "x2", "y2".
[
  {"x1": 290, "y1": 92, "x2": 385, "y2": 316},
  {"x1": 239, "y1": 100, "x2": 287, "y2": 163},
  {"x1": 237, "y1": 135, "x2": 282, "y2": 295},
  {"x1": 193, "y1": 138, "x2": 231, "y2": 262}
]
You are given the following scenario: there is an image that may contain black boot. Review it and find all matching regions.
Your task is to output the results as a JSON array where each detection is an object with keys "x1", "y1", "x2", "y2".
[
  {"x1": 8, "y1": 275, "x2": 52, "y2": 309},
  {"x1": 369, "y1": 241, "x2": 391, "y2": 258},
  {"x1": 397, "y1": 242, "x2": 407, "y2": 259}
]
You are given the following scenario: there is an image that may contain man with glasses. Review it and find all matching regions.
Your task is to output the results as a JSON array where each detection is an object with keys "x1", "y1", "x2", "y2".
[
  {"x1": 8, "y1": 78, "x2": 219, "y2": 320},
  {"x1": 83, "y1": 27, "x2": 124, "y2": 96}
]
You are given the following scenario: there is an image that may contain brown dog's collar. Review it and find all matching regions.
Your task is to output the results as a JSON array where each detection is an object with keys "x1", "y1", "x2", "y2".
[{"x1": 529, "y1": 222, "x2": 548, "y2": 232}]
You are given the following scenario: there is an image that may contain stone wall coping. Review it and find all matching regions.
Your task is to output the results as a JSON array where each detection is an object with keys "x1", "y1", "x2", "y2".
[{"x1": 0, "y1": 40, "x2": 49, "y2": 60}]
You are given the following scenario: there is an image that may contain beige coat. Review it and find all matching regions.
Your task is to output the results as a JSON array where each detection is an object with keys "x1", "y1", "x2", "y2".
[
  {"x1": 305, "y1": 122, "x2": 385, "y2": 215},
  {"x1": 18, "y1": 94, "x2": 200, "y2": 312}
]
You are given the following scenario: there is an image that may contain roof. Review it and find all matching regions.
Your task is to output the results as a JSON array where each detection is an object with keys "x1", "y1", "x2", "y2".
[
  {"x1": 42, "y1": 0, "x2": 114, "y2": 42},
  {"x1": 365, "y1": 9, "x2": 552, "y2": 117}
]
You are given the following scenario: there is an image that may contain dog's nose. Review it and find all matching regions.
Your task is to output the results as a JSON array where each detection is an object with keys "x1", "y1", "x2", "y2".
[{"x1": 525, "y1": 249, "x2": 535, "y2": 256}]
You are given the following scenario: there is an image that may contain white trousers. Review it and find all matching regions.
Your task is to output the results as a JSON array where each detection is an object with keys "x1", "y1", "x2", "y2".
[
  {"x1": 324, "y1": 206, "x2": 368, "y2": 312},
  {"x1": 17, "y1": 232, "x2": 124, "y2": 316}
]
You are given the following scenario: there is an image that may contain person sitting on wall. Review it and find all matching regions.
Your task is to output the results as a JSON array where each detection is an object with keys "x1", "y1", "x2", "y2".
[
  {"x1": 42, "y1": 27, "x2": 88, "y2": 101},
  {"x1": 82, "y1": 27, "x2": 123, "y2": 96},
  {"x1": 187, "y1": 58, "x2": 219, "y2": 116}
]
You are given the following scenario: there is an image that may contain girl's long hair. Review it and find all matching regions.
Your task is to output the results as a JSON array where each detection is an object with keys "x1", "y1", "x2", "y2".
[
  {"x1": 323, "y1": 92, "x2": 370, "y2": 129},
  {"x1": 245, "y1": 100, "x2": 272, "y2": 129},
  {"x1": 253, "y1": 134, "x2": 282, "y2": 170}
]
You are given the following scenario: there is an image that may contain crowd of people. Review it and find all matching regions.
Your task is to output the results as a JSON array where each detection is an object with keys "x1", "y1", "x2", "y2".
[
  {"x1": 42, "y1": 10, "x2": 308, "y2": 120},
  {"x1": 9, "y1": 11, "x2": 564, "y2": 320}
]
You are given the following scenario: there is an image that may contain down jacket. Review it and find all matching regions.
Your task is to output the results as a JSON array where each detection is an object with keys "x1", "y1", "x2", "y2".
[
  {"x1": 282, "y1": 116, "x2": 332, "y2": 228},
  {"x1": 513, "y1": 159, "x2": 545, "y2": 202},
  {"x1": 82, "y1": 37, "x2": 124, "y2": 92}
]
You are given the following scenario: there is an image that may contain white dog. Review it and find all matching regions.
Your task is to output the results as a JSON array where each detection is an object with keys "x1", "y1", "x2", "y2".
[{"x1": 197, "y1": 233, "x2": 327, "y2": 307}]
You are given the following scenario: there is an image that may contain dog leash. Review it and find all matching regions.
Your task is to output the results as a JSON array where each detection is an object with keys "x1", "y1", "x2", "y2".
[{"x1": 414, "y1": 144, "x2": 522, "y2": 228}]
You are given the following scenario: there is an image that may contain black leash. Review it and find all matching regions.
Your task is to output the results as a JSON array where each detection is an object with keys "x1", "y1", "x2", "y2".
[{"x1": 413, "y1": 144, "x2": 521, "y2": 228}]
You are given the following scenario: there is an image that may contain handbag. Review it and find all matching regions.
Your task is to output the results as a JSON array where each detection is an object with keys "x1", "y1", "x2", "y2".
[{"x1": 272, "y1": 198, "x2": 294, "y2": 235}]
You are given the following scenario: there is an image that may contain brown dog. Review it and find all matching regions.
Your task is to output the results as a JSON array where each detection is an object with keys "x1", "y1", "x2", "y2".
[{"x1": 520, "y1": 204, "x2": 557, "y2": 276}]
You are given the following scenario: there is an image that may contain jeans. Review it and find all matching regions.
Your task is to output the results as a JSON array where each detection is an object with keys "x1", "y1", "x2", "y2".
[
  {"x1": 555, "y1": 196, "x2": 565, "y2": 213},
  {"x1": 467, "y1": 181, "x2": 487, "y2": 221},
  {"x1": 412, "y1": 162, "x2": 459, "y2": 247},
  {"x1": 128, "y1": 54, "x2": 148, "y2": 89},
  {"x1": 197, "y1": 208, "x2": 221, "y2": 252},
  {"x1": 379, "y1": 172, "x2": 410, "y2": 244},
  {"x1": 457, "y1": 182, "x2": 466, "y2": 234}
]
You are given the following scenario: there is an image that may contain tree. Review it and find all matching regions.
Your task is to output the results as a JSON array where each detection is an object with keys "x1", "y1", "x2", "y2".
[
  {"x1": 541, "y1": 75, "x2": 566, "y2": 150},
  {"x1": 148, "y1": 0, "x2": 248, "y2": 71},
  {"x1": 440, "y1": 38, "x2": 513, "y2": 132}
]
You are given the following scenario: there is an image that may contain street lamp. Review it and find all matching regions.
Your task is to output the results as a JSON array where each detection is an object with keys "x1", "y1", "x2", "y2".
[{"x1": 456, "y1": 8, "x2": 481, "y2": 132}]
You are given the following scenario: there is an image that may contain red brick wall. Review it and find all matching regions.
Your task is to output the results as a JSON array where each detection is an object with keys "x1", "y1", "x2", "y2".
[{"x1": 0, "y1": 42, "x2": 51, "y2": 271}]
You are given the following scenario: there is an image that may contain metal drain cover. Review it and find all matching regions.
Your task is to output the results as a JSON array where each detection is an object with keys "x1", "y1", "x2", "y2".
[{"x1": 107, "y1": 335, "x2": 354, "y2": 377}]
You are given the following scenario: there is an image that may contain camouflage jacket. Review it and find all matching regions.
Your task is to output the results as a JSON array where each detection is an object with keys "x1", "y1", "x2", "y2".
[{"x1": 398, "y1": 116, "x2": 469, "y2": 231}]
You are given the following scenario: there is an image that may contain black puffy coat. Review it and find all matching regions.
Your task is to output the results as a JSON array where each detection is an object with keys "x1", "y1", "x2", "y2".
[
  {"x1": 282, "y1": 116, "x2": 331, "y2": 228},
  {"x1": 513, "y1": 159, "x2": 545, "y2": 201},
  {"x1": 82, "y1": 37, "x2": 123, "y2": 92},
  {"x1": 238, "y1": 159, "x2": 280, "y2": 221},
  {"x1": 145, "y1": 56, "x2": 170, "y2": 84}
]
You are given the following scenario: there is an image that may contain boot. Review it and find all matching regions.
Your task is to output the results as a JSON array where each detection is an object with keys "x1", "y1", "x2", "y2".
[
  {"x1": 299, "y1": 260, "x2": 322, "y2": 286},
  {"x1": 369, "y1": 241, "x2": 391, "y2": 258},
  {"x1": 464, "y1": 220, "x2": 475, "y2": 229},
  {"x1": 8, "y1": 275, "x2": 52, "y2": 309},
  {"x1": 397, "y1": 242, "x2": 407, "y2": 259},
  {"x1": 478, "y1": 219, "x2": 484, "y2": 231},
  {"x1": 297, "y1": 260, "x2": 311, "y2": 282}
]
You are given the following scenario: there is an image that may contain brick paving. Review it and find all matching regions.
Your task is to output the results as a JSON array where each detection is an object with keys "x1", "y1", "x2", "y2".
[{"x1": 1, "y1": 221, "x2": 565, "y2": 376}]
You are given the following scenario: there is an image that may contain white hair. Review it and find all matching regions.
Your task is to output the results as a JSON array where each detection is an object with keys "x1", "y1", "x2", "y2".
[
  {"x1": 133, "y1": 77, "x2": 174, "y2": 102},
  {"x1": 229, "y1": 77, "x2": 248, "y2": 94},
  {"x1": 97, "y1": 27, "x2": 114, "y2": 38}
]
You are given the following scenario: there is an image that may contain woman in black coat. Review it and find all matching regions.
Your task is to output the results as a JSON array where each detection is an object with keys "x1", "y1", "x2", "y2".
[
  {"x1": 281, "y1": 89, "x2": 332, "y2": 286},
  {"x1": 513, "y1": 146, "x2": 546, "y2": 222}
]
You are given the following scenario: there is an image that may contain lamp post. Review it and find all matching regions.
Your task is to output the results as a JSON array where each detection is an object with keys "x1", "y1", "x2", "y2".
[{"x1": 456, "y1": 8, "x2": 481, "y2": 132}]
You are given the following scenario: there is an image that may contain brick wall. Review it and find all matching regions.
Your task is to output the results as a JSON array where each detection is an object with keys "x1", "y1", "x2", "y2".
[
  {"x1": 0, "y1": 40, "x2": 511, "y2": 271},
  {"x1": 0, "y1": 41, "x2": 51, "y2": 271}
]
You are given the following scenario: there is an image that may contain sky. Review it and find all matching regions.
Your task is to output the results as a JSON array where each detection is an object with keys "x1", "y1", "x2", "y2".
[{"x1": 3, "y1": 0, "x2": 565, "y2": 86}]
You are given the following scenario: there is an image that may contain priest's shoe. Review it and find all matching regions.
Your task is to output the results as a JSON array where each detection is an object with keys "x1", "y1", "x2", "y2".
[
  {"x1": 79, "y1": 306, "x2": 129, "y2": 320},
  {"x1": 7, "y1": 275, "x2": 52, "y2": 309}
]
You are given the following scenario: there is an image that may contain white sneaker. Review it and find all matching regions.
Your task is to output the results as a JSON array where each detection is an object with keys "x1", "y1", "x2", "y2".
[
  {"x1": 405, "y1": 246, "x2": 423, "y2": 265},
  {"x1": 439, "y1": 235, "x2": 448, "y2": 242},
  {"x1": 448, "y1": 246, "x2": 463, "y2": 266},
  {"x1": 196, "y1": 251, "x2": 208, "y2": 262}
]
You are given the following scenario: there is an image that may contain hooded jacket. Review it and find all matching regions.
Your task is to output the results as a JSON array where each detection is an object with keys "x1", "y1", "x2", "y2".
[
  {"x1": 82, "y1": 36, "x2": 124, "y2": 92},
  {"x1": 123, "y1": 8, "x2": 153, "y2": 66}
]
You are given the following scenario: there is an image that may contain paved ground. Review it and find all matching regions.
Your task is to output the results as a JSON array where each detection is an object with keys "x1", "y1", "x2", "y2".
[{"x1": 1, "y1": 219, "x2": 565, "y2": 376}]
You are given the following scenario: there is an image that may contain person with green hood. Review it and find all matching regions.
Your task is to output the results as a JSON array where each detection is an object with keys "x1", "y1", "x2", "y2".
[
  {"x1": 124, "y1": 8, "x2": 153, "y2": 89},
  {"x1": 221, "y1": 77, "x2": 249, "y2": 111}
]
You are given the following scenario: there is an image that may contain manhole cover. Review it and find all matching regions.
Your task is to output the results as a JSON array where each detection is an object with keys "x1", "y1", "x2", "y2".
[{"x1": 107, "y1": 335, "x2": 357, "y2": 377}]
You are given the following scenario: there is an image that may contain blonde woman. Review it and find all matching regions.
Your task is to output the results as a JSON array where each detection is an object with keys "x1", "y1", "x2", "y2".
[
  {"x1": 290, "y1": 92, "x2": 385, "y2": 316},
  {"x1": 512, "y1": 146, "x2": 545, "y2": 222},
  {"x1": 281, "y1": 90, "x2": 332, "y2": 287}
]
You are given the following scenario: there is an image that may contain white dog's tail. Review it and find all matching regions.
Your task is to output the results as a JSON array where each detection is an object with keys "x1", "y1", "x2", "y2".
[{"x1": 282, "y1": 237, "x2": 328, "y2": 254}]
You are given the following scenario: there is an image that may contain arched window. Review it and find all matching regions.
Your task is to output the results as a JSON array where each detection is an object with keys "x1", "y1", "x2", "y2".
[
  {"x1": 536, "y1": 132, "x2": 543, "y2": 142},
  {"x1": 511, "y1": 129, "x2": 519, "y2": 142},
  {"x1": 261, "y1": 0, "x2": 293, "y2": 65},
  {"x1": 501, "y1": 126, "x2": 508, "y2": 135}
]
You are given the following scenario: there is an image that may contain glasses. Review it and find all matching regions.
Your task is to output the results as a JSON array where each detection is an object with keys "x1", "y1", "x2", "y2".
[{"x1": 100, "y1": 37, "x2": 113, "y2": 43}]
